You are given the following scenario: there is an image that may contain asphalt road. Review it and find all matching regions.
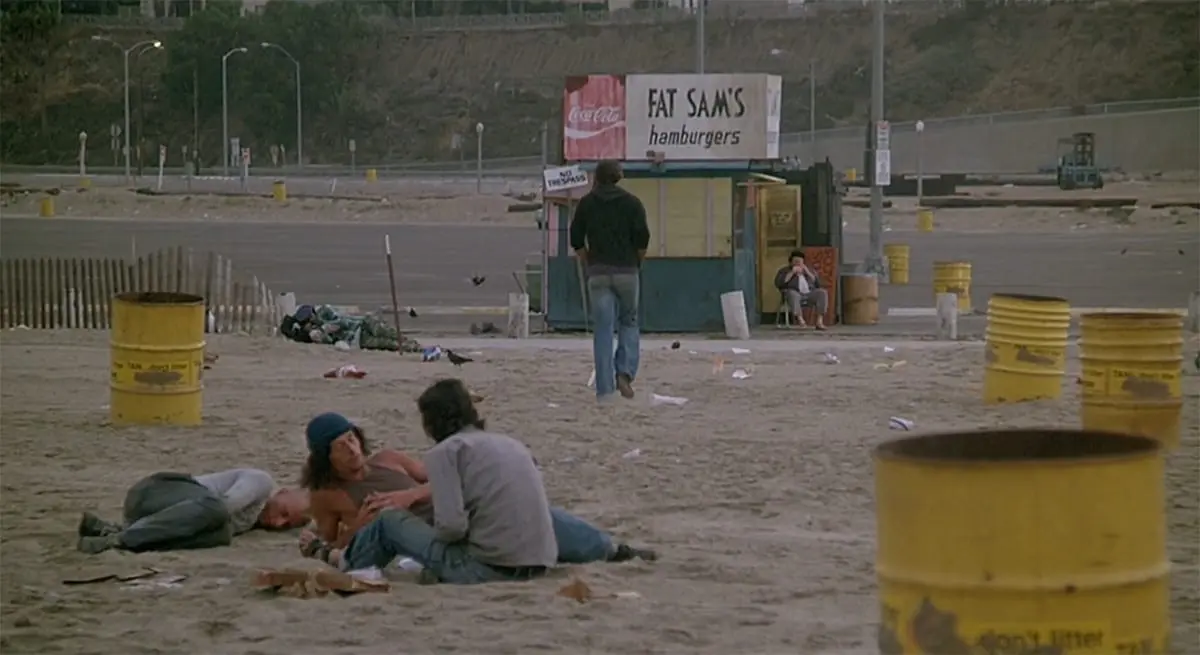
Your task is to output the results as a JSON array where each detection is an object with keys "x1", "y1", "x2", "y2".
[{"x1": 1, "y1": 218, "x2": 1196, "y2": 315}]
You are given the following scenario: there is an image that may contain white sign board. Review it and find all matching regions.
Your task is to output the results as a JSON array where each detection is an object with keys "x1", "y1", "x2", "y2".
[
  {"x1": 875, "y1": 120, "x2": 890, "y2": 151},
  {"x1": 625, "y1": 74, "x2": 782, "y2": 161},
  {"x1": 874, "y1": 149, "x2": 891, "y2": 187},
  {"x1": 543, "y1": 165, "x2": 589, "y2": 193}
]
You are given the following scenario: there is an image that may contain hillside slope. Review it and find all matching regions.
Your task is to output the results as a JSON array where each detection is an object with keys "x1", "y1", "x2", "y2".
[{"x1": 2, "y1": 2, "x2": 1197, "y2": 165}]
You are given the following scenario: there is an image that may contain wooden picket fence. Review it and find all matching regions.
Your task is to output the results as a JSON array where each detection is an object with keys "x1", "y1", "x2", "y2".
[{"x1": 0, "y1": 246, "x2": 285, "y2": 334}]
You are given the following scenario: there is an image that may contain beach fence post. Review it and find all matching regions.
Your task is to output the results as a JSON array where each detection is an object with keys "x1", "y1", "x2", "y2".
[
  {"x1": 383, "y1": 235, "x2": 404, "y2": 350},
  {"x1": 507, "y1": 291, "x2": 530, "y2": 339}
]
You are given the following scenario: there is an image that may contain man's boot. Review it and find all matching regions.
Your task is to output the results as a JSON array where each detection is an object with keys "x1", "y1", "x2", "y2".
[
  {"x1": 607, "y1": 543, "x2": 657, "y2": 563},
  {"x1": 616, "y1": 374, "x2": 636, "y2": 400},
  {"x1": 78, "y1": 512, "x2": 121, "y2": 538}
]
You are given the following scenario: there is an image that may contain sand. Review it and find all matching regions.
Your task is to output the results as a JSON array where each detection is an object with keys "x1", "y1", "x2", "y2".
[{"x1": 1, "y1": 330, "x2": 1197, "y2": 654}]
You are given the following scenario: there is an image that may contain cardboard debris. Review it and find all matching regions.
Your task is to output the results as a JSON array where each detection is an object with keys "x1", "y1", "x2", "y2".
[
  {"x1": 557, "y1": 578, "x2": 593, "y2": 604},
  {"x1": 63, "y1": 567, "x2": 161, "y2": 586},
  {"x1": 254, "y1": 568, "x2": 389, "y2": 599}
]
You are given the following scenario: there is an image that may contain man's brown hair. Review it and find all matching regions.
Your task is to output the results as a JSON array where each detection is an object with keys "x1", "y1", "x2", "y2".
[{"x1": 594, "y1": 160, "x2": 622, "y2": 185}]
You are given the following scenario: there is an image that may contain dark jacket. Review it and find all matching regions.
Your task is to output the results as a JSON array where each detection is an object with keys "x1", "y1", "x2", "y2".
[
  {"x1": 569, "y1": 183, "x2": 650, "y2": 269},
  {"x1": 774, "y1": 265, "x2": 820, "y2": 293}
]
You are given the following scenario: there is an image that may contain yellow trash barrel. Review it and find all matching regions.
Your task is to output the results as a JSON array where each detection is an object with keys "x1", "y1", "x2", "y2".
[
  {"x1": 110, "y1": 292, "x2": 207, "y2": 426},
  {"x1": 917, "y1": 208, "x2": 934, "y2": 232},
  {"x1": 79, "y1": 176, "x2": 91, "y2": 190},
  {"x1": 39, "y1": 196, "x2": 54, "y2": 218},
  {"x1": 875, "y1": 429, "x2": 1169, "y2": 655},
  {"x1": 983, "y1": 293, "x2": 1071, "y2": 403},
  {"x1": 933, "y1": 261, "x2": 972, "y2": 313},
  {"x1": 1080, "y1": 311, "x2": 1184, "y2": 449},
  {"x1": 272, "y1": 179, "x2": 287, "y2": 202},
  {"x1": 845, "y1": 168, "x2": 857, "y2": 182},
  {"x1": 365, "y1": 168, "x2": 378, "y2": 183},
  {"x1": 883, "y1": 244, "x2": 910, "y2": 285}
]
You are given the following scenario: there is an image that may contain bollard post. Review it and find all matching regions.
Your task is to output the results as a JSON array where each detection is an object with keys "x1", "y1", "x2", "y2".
[
  {"x1": 936, "y1": 293, "x2": 958, "y2": 340},
  {"x1": 1188, "y1": 291, "x2": 1199, "y2": 334},
  {"x1": 507, "y1": 292, "x2": 530, "y2": 339}
]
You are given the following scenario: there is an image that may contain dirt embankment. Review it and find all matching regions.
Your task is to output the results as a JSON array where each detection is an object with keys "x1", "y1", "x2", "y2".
[{"x1": 5, "y1": 2, "x2": 1198, "y2": 163}]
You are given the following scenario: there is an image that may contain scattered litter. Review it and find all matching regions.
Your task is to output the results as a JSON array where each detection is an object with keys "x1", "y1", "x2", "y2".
[
  {"x1": 731, "y1": 347, "x2": 751, "y2": 355},
  {"x1": 422, "y1": 346, "x2": 443, "y2": 362},
  {"x1": 123, "y1": 574, "x2": 187, "y2": 590},
  {"x1": 9, "y1": 324, "x2": 29, "y2": 330},
  {"x1": 467, "y1": 351, "x2": 484, "y2": 356},
  {"x1": 470, "y1": 322, "x2": 501, "y2": 335},
  {"x1": 712, "y1": 357, "x2": 726, "y2": 374},
  {"x1": 687, "y1": 350, "x2": 698, "y2": 355},
  {"x1": 333, "y1": 340, "x2": 351, "y2": 351},
  {"x1": 254, "y1": 568, "x2": 389, "y2": 599},
  {"x1": 323, "y1": 364, "x2": 367, "y2": 379},
  {"x1": 650, "y1": 393, "x2": 689, "y2": 407},
  {"x1": 613, "y1": 591, "x2": 643, "y2": 600},
  {"x1": 731, "y1": 368, "x2": 752, "y2": 380},
  {"x1": 203, "y1": 352, "x2": 219, "y2": 369},
  {"x1": 557, "y1": 578, "x2": 593, "y2": 604},
  {"x1": 63, "y1": 567, "x2": 162, "y2": 586},
  {"x1": 889, "y1": 416, "x2": 914, "y2": 431},
  {"x1": 586, "y1": 369, "x2": 597, "y2": 388},
  {"x1": 547, "y1": 402, "x2": 560, "y2": 408},
  {"x1": 622, "y1": 448, "x2": 642, "y2": 459},
  {"x1": 874, "y1": 360, "x2": 907, "y2": 371},
  {"x1": 883, "y1": 346, "x2": 896, "y2": 353},
  {"x1": 823, "y1": 352, "x2": 840, "y2": 365}
]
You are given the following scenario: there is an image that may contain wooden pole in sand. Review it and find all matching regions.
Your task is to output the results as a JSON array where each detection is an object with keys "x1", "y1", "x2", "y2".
[
  {"x1": 384, "y1": 234, "x2": 404, "y2": 350},
  {"x1": 569, "y1": 198, "x2": 590, "y2": 335}
]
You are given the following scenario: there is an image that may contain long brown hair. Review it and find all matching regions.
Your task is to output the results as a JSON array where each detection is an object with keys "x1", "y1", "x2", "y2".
[{"x1": 300, "y1": 426, "x2": 369, "y2": 490}]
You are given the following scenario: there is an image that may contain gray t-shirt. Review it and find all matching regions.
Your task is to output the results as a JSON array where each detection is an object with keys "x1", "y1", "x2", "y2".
[
  {"x1": 424, "y1": 429, "x2": 557, "y2": 568},
  {"x1": 194, "y1": 468, "x2": 275, "y2": 535}
]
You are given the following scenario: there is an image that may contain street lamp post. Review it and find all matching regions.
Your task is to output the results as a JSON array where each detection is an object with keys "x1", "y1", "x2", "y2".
[
  {"x1": 475, "y1": 122, "x2": 484, "y2": 194},
  {"x1": 221, "y1": 47, "x2": 248, "y2": 177},
  {"x1": 916, "y1": 119, "x2": 926, "y2": 206},
  {"x1": 261, "y1": 42, "x2": 303, "y2": 169},
  {"x1": 91, "y1": 36, "x2": 162, "y2": 182}
]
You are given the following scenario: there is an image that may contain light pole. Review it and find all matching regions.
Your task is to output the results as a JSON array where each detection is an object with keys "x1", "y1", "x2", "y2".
[
  {"x1": 864, "y1": 0, "x2": 887, "y2": 278},
  {"x1": 475, "y1": 122, "x2": 484, "y2": 194},
  {"x1": 91, "y1": 36, "x2": 162, "y2": 182},
  {"x1": 916, "y1": 119, "x2": 925, "y2": 206},
  {"x1": 695, "y1": 0, "x2": 705, "y2": 74},
  {"x1": 222, "y1": 46, "x2": 248, "y2": 177},
  {"x1": 260, "y1": 42, "x2": 302, "y2": 168},
  {"x1": 809, "y1": 59, "x2": 817, "y2": 163}
]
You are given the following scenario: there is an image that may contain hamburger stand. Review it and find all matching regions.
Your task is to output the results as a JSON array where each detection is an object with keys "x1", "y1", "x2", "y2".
[{"x1": 543, "y1": 73, "x2": 844, "y2": 333}]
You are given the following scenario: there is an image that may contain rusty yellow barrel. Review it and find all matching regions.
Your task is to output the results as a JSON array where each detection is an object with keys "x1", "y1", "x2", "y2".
[
  {"x1": 983, "y1": 293, "x2": 1071, "y2": 403},
  {"x1": 1080, "y1": 311, "x2": 1184, "y2": 448},
  {"x1": 933, "y1": 261, "x2": 972, "y2": 313},
  {"x1": 883, "y1": 243, "x2": 910, "y2": 285},
  {"x1": 39, "y1": 196, "x2": 54, "y2": 218},
  {"x1": 272, "y1": 179, "x2": 287, "y2": 202},
  {"x1": 917, "y1": 208, "x2": 934, "y2": 233},
  {"x1": 875, "y1": 429, "x2": 1169, "y2": 655},
  {"x1": 110, "y1": 292, "x2": 206, "y2": 426},
  {"x1": 365, "y1": 168, "x2": 378, "y2": 183}
]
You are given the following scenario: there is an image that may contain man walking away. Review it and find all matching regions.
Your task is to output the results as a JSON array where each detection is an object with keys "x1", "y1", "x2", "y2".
[{"x1": 570, "y1": 160, "x2": 650, "y2": 401}]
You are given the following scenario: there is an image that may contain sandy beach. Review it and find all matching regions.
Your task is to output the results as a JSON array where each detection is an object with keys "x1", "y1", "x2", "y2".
[{"x1": 1, "y1": 330, "x2": 1197, "y2": 654}]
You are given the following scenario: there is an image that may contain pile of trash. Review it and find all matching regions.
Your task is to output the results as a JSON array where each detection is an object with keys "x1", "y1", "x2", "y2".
[{"x1": 279, "y1": 304, "x2": 422, "y2": 353}]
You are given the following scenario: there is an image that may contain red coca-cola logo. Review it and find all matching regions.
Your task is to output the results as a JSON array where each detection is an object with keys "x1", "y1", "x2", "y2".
[{"x1": 568, "y1": 105, "x2": 622, "y2": 126}]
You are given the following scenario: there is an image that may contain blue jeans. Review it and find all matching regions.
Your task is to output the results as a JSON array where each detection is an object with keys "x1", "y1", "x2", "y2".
[
  {"x1": 587, "y1": 272, "x2": 641, "y2": 398},
  {"x1": 118, "y1": 473, "x2": 232, "y2": 552},
  {"x1": 341, "y1": 507, "x2": 615, "y2": 584}
]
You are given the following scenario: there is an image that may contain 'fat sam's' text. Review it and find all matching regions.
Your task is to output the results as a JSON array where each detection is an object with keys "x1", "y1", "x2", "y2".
[{"x1": 644, "y1": 85, "x2": 747, "y2": 150}]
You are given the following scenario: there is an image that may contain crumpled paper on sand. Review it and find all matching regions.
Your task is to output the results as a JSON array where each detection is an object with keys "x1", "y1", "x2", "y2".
[{"x1": 253, "y1": 568, "x2": 389, "y2": 599}]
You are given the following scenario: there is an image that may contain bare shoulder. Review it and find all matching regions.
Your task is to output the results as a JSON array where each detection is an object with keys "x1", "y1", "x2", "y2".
[
  {"x1": 370, "y1": 449, "x2": 409, "y2": 468},
  {"x1": 310, "y1": 487, "x2": 354, "y2": 513}
]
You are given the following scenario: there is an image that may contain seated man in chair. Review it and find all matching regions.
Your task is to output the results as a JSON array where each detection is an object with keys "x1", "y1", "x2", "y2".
[{"x1": 774, "y1": 249, "x2": 828, "y2": 331}]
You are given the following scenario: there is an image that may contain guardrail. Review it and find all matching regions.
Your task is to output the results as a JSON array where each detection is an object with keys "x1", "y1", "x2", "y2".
[{"x1": 782, "y1": 97, "x2": 1200, "y2": 147}]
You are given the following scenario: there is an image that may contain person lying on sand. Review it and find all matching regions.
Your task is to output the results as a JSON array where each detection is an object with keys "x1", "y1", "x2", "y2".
[
  {"x1": 77, "y1": 469, "x2": 309, "y2": 554},
  {"x1": 297, "y1": 382, "x2": 654, "y2": 583}
]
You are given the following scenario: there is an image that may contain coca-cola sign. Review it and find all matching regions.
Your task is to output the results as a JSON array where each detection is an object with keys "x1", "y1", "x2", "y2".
[{"x1": 562, "y1": 75, "x2": 626, "y2": 161}]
